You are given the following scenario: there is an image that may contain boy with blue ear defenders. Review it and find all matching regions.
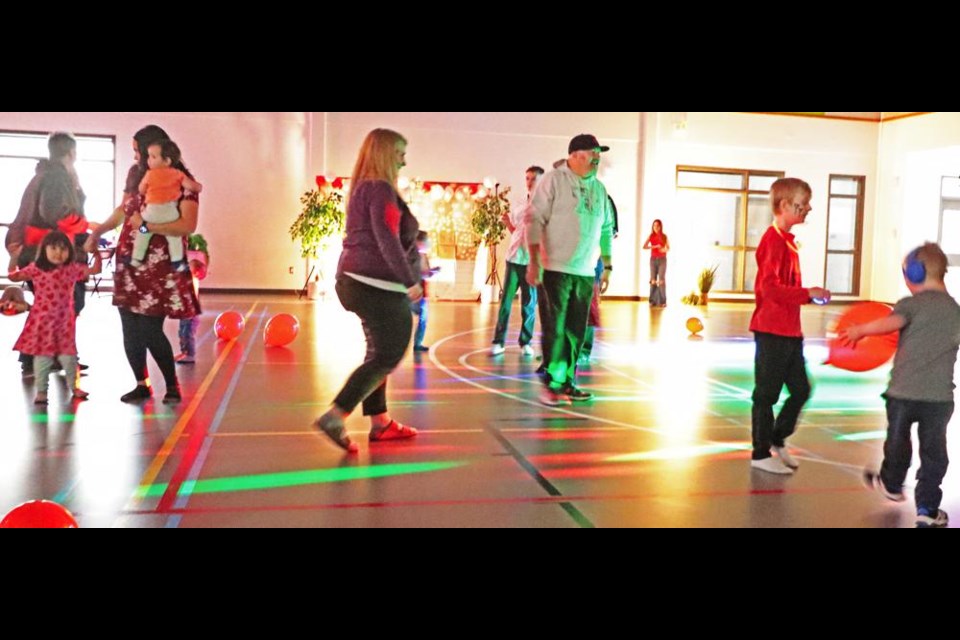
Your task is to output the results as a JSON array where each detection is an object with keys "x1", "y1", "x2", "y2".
[{"x1": 840, "y1": 243, "x2": 960, "y2": 527}]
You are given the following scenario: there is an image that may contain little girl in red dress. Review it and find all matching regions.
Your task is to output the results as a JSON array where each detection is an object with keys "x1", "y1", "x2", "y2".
[{"x1": 9, "y1": 231, "x2": 101, "y2": 404}]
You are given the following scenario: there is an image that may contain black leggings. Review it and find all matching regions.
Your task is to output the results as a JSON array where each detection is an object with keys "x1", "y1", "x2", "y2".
[{"x1": 118, "y1": 308, "x2": 178, "y2": 389}]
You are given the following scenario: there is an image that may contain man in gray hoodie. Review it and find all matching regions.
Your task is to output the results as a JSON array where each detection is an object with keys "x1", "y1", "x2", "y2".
[{"x1": 527, "y1": 134, "x2": 615, "y2": 406}]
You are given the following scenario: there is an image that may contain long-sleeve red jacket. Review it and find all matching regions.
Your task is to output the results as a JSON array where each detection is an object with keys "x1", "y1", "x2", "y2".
[{"x1": 749, "y1": 225, "x2": 811, "y2": 337}]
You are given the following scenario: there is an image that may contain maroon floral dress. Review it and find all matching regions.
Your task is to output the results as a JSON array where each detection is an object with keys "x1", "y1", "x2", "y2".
[
  {"x1": 112, "y1": 191, "x2": 201, "y2": 319},
  {"x1": 14, "y1": 263, "x2": 88, "y2": 357}
]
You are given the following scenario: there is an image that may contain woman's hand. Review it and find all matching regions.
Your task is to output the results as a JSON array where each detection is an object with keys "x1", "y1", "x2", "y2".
[
  {"x1": 407, "y1": 283, "x2": 423, "y2": 302},
  {"x1": 130, "y1": 212, "x2": 144, "y2": 230}
]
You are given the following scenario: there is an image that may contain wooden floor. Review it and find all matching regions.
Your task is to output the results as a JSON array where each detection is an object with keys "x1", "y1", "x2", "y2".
[{"x1": 1, "y1": 292, "x2": 956, "y2": 528}]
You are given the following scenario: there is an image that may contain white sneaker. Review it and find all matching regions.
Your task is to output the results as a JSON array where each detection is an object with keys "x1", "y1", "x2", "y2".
[
  {"x1": 751, "y1": 457, "x2": 794, "y2": 475},
  {"x1": 491, "y1": 344, "x2": 505, "y2": 356},
  {"x1": 521, "y1": 345, "x2": 535, "y2": 357},
  {"x1": 772, "y1": 445, "x2": 799, "y2": 469}
]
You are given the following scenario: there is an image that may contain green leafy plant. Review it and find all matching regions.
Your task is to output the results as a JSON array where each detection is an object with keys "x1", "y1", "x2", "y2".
[
  {"x1": 187, "y1": 233, "x2": 210, "y2": 264},
  {"x1": 681, "y1": 292, "x2": 700, "y2": 305},
  {"x1": 698, "y1": 265, "x2": 719, "y2": 294},
  {"x1": 470, "y1": 186, "x2": 511, "y2": 247},
  {"x1": 289, "y1": 189, "x2": 345, "y2": 259}
]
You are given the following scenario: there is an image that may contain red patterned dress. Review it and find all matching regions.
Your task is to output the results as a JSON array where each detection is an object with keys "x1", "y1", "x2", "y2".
[
  {"x1": 112, "y1": 191, "x2": 201, "y2": 319},
  {"x1": 13, "y1": 263, "x2": 88, "y2": 357}
]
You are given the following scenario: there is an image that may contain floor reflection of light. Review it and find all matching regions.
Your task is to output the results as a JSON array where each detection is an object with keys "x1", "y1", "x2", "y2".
[
  {"x1": 137, "y1": 461, "x2": 468, "y2": 498},
  {"x1": 835, "y1": 430, "x2": 887, "y2": 442},
  {"x1": 651, "y1": 337, "x2": 713, "y2": 439},
  {"x1": 609, "y1": 442, "x2": 751, "y2": 462}
]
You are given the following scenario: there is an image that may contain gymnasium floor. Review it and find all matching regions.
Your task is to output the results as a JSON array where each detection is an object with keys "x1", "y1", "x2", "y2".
[{"x1": 1, "y1": 292, "x2": 956, "y2": 528}]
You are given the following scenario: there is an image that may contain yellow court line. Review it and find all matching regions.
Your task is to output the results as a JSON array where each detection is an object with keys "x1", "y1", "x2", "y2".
[{"x1": 130, "y1": 302, "x2": 259, "y2": 504}]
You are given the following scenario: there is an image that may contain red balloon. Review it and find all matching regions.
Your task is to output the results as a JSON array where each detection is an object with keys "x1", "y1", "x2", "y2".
[
  {"x1": 215, "y1": 311, "x2": 245, "y2": 341},
  {"x1": 264, "y1": 313, "x2": 299, "y2": 347},
  {"x1": 1, "y1": 500, "x2": 78, "y2": 528},
  {"x1": 826, "y1": 302, "x2": 899, "y2": 372}
]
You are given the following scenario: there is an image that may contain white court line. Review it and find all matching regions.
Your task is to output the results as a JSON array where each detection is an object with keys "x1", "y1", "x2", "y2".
[
  {"x1": 432, "y1": 328, "x2": 756, "y2": 443},
  {"x1": 427, "y1": 328, "x2": 885, "y2": 477}
]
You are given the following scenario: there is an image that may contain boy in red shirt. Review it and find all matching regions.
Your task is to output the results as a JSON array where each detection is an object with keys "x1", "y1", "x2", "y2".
[{"x1": 750, "y1": 178, "x2": 831, "y2": 474}]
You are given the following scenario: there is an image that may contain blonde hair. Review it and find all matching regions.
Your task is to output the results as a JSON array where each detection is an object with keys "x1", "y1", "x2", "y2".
[
  {"x1": 914, "y1": 242, "x2": 949, "y2": 281},
  {"x1": 349, "y1": 128, "x2": 407, "y2": 190},
  {"x1": 769, "y1": 177, "x2": 811, "y2": 213}
]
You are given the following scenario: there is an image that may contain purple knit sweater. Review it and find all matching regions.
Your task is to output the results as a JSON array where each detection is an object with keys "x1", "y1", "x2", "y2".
[{"x1": 336, "y1": 180, "x2": 420, "y2": 288}]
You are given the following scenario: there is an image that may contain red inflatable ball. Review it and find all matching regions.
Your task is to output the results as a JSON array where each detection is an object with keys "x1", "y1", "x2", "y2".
[
  {"x1": 215, "y1": 311, "x2": 245, "y2": 341},
  {"x1": 826, "y1": 302, "x2": 899, "y2": 372},
  {"x1": 264, "y1": 313, "x2": 300, "y2": 347},
  {"x1": 0, "y1": 500, "x2": 79, "y2": 528}
]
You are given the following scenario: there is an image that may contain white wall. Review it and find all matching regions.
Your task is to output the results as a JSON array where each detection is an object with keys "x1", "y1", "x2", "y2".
[
  {"x1": 873, "y1": 112, "x2": 960, "y2": 302},
  {"x1": 0, "y1": 111, "x2": 312, "y2": 290},
  {"x1": 0, "y1": 112, "x2": 642, "y2": 293},
  {"x1": 642, "y1": 112, "x2": 878, "y2": 302},
  {"x1": 320, "y1": 112, "x2": 642, "y2": 296},
  {"x1": 18, "y1": 112, "x2": 945, "y2": 301}
]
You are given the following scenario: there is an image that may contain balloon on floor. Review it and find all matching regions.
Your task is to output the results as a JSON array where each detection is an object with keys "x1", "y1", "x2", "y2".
[
  {"x1": 215, "y1": 311, "x2": 245, "y2": 341},
  {"x1": 0, "y1": 500, "x2": 79, "y2": 528},
  {"x1": 264, "y1": 313, "x2": 299, "y2": 347},
  {"x1": 686, "y1": 317, "x2": 704, "y2": 335},
  {"x1": 826, "y1": 302, "x2": 898, "y2": 371}
]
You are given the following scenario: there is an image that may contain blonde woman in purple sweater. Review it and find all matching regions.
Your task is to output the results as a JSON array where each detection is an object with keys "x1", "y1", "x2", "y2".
[{"x1": 313, "y1": 129, "x2": 422, "y2": 452}]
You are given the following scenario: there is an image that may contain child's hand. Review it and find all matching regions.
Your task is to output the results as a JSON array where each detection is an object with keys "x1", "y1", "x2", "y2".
[
  {"x1": 838, "y1": 326, "x2": 863, "y2": 347},
  {"x1": 809, "y1": 287, "x2": 831, "y2": 303}
]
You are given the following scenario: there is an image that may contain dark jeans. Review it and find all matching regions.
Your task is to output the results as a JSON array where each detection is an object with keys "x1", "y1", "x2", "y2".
[
  {"x1": 880, "y1": 396, "x2": 954, "y2": 511},
  {"x1": 410, "y1": 298, "x2": 428, "y2": 348},
  {"x1": 493, "y1": 262, "x2": 537, "y2": 346},
  {"x1": 118, "y1": 307, "x2": 178, "y2": 389},
  {"x1": 751, "y1": 332, "x2": 811, "y2": 459},
  {"x1": 649, "y1": 257, "x2": 667, "y2": 306},
  {"x1": 333, "y1": 277, "x2": 412, "y2": 416},
  {"x1": 179, "y1": 316, "x2": 200, "y2": 357},
  {"x1": 539, "y1": 270, "x2": 594, "y2": 389}
]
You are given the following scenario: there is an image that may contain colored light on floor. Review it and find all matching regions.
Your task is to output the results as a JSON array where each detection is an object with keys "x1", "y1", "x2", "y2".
[
  {"x1": 136, "y1": 461, "x2": 467, "y2": 498},
  {"x1": 609, "y1": 442, "x2": 751, "y2": 462},
  {"x1": 834, "y1": 430, "x2": 887, "y2": 441}
]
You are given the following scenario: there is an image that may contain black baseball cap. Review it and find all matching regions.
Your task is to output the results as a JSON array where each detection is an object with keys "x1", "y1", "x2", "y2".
[{"x1": 568, "y1": 133, "x2": 610, "y2": 154}]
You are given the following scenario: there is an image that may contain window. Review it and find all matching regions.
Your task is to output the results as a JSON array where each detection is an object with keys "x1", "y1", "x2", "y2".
[
  {"x1": 676, "y1": 166, "x2": 783, "y2": 293},
  {"x1": 1, "y1": 130, "x2": 115, "y2": 282},
  {"x1": 823, "y1": 175, "x2": 865, "y2": 295},
  {"x1": 940, "y1": 177, "x2": 960, "y2": 267}
]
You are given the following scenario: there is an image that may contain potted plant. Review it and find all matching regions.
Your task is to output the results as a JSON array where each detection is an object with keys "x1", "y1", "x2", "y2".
[
  {"x1": 697, "y1": 265, "x2": 719, "y2": 305},
  {"x1": 471, "y1": 185, "x2": 511, "y2": 302},
  {"x1": 289, "y1": 188, "x2": 345, "y2": 297},
  {"x1": 289, "y1": 189, "x2": 345, "y2": 261}
]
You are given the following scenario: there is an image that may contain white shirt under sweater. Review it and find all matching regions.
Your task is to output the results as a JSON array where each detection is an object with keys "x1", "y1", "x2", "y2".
[{"x1": 526, "y1": 164, "x2": 615, "y2": 277}]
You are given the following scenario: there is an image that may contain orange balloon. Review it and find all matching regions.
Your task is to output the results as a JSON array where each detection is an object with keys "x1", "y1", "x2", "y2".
[
  {"x1": 264, "y1": 313, "x2": 299, "y2": 347},
  {"x1": 686, "y1": 317, "x2": 704, "y2": 334},
  {"x1": 215, "y1": 311, "x2": 245, "y2": 341},
  {"x1": 0, "y1": 500, "x2": 78, "y2": 528},
  {"x1": 826, "y1": 302, "x2": 898, "y2": 372}
]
